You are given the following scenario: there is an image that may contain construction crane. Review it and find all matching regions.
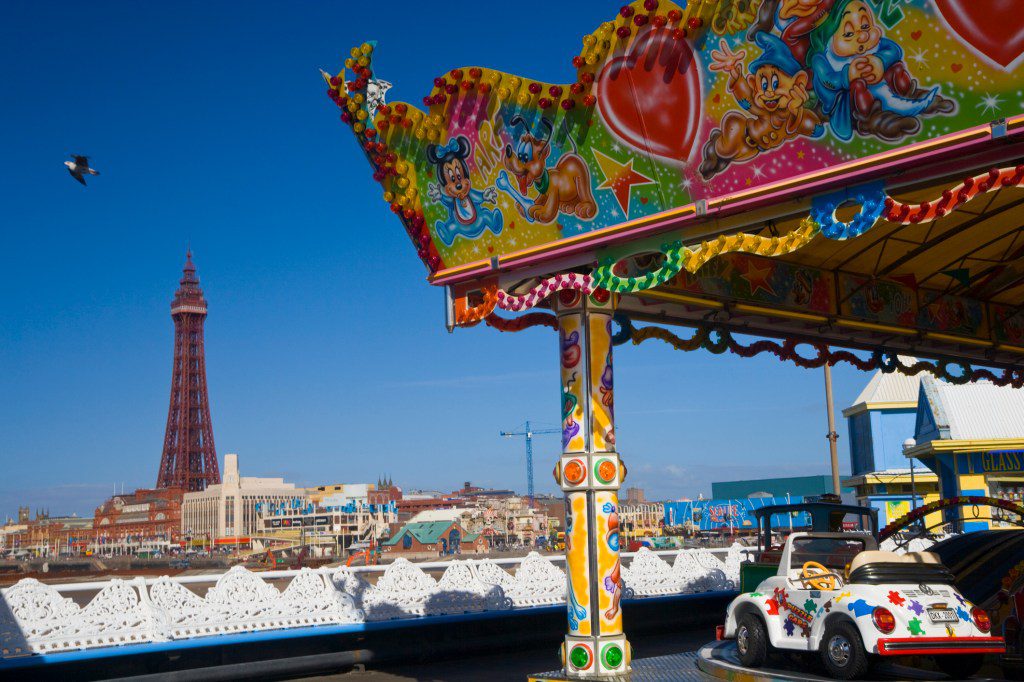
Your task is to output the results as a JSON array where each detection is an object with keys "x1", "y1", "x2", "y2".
[{"x1": 500, "y1": 421, "x2": 559, "y2": 507}]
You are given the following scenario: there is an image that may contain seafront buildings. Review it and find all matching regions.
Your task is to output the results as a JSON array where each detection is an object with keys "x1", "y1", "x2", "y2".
[
  {"x1": 180, "y1": 454, "x2": 307, "y2": 545},
  {"x1": 7, "y1": 256, "x2": 1021, "y2": 560}
]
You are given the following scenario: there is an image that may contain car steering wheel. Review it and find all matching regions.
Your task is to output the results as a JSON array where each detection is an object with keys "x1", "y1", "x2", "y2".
[{"x1": 801, "y1": 561, "x2": 836, "y2": 591}]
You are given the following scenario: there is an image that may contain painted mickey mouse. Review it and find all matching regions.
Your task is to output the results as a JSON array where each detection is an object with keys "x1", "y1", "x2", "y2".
[{"x1": 426, "y1": 135, "x2": 502, "y2": 247}]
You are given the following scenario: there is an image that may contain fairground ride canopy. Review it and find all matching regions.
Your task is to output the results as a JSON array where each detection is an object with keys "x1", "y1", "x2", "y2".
[{"x1": 328, "y1": 0, "x2": 1024, "y2": 380}]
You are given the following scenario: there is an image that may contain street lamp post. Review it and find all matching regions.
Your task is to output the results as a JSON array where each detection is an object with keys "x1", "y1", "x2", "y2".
[
  {"x1": 904, "y1": 438, "x2": 918, "y2": 530},
  {"x1": 824, "y1": 363, "x2": 841, "y2": 495}
]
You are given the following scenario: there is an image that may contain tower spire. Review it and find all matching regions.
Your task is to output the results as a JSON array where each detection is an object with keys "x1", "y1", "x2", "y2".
[{"x1": 157, "y1": 250, "x2": 220, "y2": 491}]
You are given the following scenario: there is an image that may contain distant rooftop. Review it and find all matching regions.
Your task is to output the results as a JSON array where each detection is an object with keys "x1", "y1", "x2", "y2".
[
  {"x1": 409, "y1": 508, "x2": 466, "y2": 524},
  {"x1": 382, "y1": 520, "x2": 478, "y2": 546},
  {"x1": 842, "y1": 356, "x2": 921, "y2": 417},
  {"x1": 919, "y1": 374, "x2": 1024, "y2": 441}
]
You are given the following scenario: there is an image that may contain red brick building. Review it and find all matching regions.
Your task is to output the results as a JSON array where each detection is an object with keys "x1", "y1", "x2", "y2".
[
  {"x1": 396, "y1": 496, "x2": 469, "y2": 519},
  {"x1": 368, "y1": 478, "x2": 403, "y2": 506},
  {"x1": 1, "y1": 511, "x2": 95, "y2": 556},
  {"x1": 93, "y1": 488, "x2": 183, "y2": 542}
]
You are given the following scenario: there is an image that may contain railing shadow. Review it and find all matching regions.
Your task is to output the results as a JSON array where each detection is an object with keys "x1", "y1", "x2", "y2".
[{"x1": 0, "y1": 588, "x2": 30, "y2": 658}]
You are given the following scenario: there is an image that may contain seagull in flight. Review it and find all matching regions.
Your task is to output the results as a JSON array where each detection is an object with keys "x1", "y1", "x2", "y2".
[{"x1": 65, "y1": 155, "x2": 100, "y2": 186}]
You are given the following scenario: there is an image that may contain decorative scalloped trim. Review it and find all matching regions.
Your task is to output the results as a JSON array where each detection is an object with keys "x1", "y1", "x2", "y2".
[
  {"x1": 482, "y1": 220, "x2": 820, "y2": 321},
  {"x1": 485, "y1": 312, "x2": 558, "y2": 332},
  {"x1": 496, "y1": 273, "x2": 595, "y2": 312},
  {"x1": 885, "y1": 165, "x2": 1024, "y2": 224},
  {"x1": 454, "y1": 284, "x2": 498, "y2": 326},
  {"x1": 626, "y1": 323, "x2": 1024, "y2": 388}
]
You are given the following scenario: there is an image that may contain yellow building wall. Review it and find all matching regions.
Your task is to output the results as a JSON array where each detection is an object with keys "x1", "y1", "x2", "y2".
[
  {"x1": 956, "y1": 474, "x2": 990, "y2": 496},
  {"x1": 884, "y1": 493, "x2": 943, "y2": 531}
]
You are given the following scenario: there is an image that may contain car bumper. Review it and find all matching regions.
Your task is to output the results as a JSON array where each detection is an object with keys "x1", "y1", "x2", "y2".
[{"x1": 877, "y1": 636, "x2": 1005, "y2": 656}]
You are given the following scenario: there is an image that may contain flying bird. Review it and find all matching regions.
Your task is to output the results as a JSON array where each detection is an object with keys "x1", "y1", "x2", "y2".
[{"x1": 65, "y1": 155, "x2": 99, "y2": 186}]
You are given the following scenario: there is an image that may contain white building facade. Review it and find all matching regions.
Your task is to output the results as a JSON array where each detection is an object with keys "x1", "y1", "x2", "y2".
[{"x1": 181, "y1": 454, "x2": 307, "y2": 541}]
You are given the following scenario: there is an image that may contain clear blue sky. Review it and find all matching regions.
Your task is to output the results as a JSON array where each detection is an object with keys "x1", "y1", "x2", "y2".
[{"x1": 1, "y1": 1, "x2": 872, "y2": 519}]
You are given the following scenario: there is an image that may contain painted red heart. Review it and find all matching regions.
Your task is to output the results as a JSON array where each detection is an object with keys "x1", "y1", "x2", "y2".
[
  {"x1": 597, "y1": 27, "x2": 703, "y2": 162},
  {"x1": 712, "y1": 93, "x2": 721, "y2": 103},
  {"x1": 561, "y1": 345, "x2": 580, "y2": 368},
  {"x1": 640, "y1": 196, "x2": 649, "y2": 204},
  {"x1": 934, "y1": 0, "x2": 1024, "y2": 69},
  {"x1": 910, "y1": 30, "x2": 921, "y2": 41},
  {"x1": 951, "y1": 62, "x2": 963, "y2": 72}
]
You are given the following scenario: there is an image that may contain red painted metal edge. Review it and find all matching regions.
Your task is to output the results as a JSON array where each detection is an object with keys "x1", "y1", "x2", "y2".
[{"x1": 876, "y1": 636, "x2": 1005, "y2": 656}]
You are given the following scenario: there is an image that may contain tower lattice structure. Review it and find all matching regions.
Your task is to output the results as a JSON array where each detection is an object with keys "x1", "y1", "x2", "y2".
[{"x1": 156, "y1": 251, "x2": 220, "y2": 491}]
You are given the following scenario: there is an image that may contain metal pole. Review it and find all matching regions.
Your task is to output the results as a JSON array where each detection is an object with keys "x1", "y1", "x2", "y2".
[
  {"x1": 910, "y1": 459, "x2": 918, "y2": 525},
  {"x1": 823, "y1": 362, "x2": 841, "y2": 495},
  {"x1": 906, "y1": 439, "x2": 919, "y2": 530},
  {"x1": 525, "y1": 420, "x2": 535, "y2": 507}
]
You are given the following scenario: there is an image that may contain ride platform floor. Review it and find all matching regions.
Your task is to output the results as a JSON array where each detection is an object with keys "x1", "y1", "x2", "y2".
[
  {"x1": 315, "y1": 639, "x2": 1009, "y2": 682},
  {"x1": 526, "y1": 640, "x2": 1008, "y2": 681},
  {"x1": 696, "y1": 640, "x2": 1007, "y2": 682}
]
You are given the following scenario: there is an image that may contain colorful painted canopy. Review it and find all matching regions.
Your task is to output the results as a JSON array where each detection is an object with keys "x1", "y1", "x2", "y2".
[{"x1": 329, "y1": 0, "x2": 1024, "y2": 373}]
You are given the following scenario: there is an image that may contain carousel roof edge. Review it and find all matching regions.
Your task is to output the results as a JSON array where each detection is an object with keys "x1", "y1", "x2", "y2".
[{"x1": 428, "y1": 116, "x2": 1024, "y2": 289}]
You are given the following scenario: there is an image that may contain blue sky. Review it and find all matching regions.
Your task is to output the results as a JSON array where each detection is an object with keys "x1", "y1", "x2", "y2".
[{"x1": 1, "y1": 1, "x2": 873, "y2": 519}]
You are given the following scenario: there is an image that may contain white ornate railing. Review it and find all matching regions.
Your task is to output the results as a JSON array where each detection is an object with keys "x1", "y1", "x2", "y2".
[{"x1": 0, "y1": 546, "x2": 749, "y2": 659}]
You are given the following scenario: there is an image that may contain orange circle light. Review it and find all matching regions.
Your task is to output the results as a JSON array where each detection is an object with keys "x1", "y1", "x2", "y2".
[
  {"x1": 596, "y1": 459, "x2": 617, "y2": 484},
  {"x1": 564, "y1": 459, "x2": 586, "y2": 485}
]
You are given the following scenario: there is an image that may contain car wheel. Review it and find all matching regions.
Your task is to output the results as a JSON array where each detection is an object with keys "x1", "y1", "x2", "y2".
[
  {"x1": 736, "y1": 613, "x2": 768, "y2": 668},
  {"x1": 935, "y1": 653, "x2": 983, "y2": 680},
  {"x1": 819, "y1": 620, "x2": 869, "y2": 680}
]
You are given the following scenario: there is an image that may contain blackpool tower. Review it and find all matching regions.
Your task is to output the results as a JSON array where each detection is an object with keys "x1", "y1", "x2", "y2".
[{"x1": 156, "y1": 251, "x2": 220, "y2": 491}]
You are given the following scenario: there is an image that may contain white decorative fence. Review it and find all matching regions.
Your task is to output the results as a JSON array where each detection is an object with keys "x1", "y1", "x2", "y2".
[{"x1": 0, "y1": 546, "x2": 748, "y2": 659}]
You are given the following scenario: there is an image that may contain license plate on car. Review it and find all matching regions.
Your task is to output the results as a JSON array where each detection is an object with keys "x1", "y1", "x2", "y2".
[{"x1": 928, "y1": 608, "x2": 958, "y2": 623}]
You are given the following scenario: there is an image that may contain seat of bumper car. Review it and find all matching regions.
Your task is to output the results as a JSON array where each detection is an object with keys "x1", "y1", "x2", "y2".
[{"x1": 848, "y1": 550, "x2": 953, "y2": 585}]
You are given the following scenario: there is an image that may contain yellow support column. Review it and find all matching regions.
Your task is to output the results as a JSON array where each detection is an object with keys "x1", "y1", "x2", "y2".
[{"x1": 554, "y1": 290, "x2": 629, "y2": 677}]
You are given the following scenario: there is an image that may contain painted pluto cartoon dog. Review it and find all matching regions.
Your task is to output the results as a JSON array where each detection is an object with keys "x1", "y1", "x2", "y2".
[{"x1": 501, "y1": 115, "x2": 597, "y2": 225}]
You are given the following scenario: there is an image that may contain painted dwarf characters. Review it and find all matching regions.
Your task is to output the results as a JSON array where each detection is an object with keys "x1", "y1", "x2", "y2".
[
  {"x1": 748, "y1": 0, "x2": 837, "y2": 65},
  {"x1": 426, "y1": 136, "x2": 503, "y2": 247},
  {"x1": 700, "y1": 33, "x2": 824, "y2": 180},
  {"x1": 701, "y1": 0, "x2": 955, "y2": 179},
  {"x1": 808, "y1": 0, "x2": 954, "y2": 141}
]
